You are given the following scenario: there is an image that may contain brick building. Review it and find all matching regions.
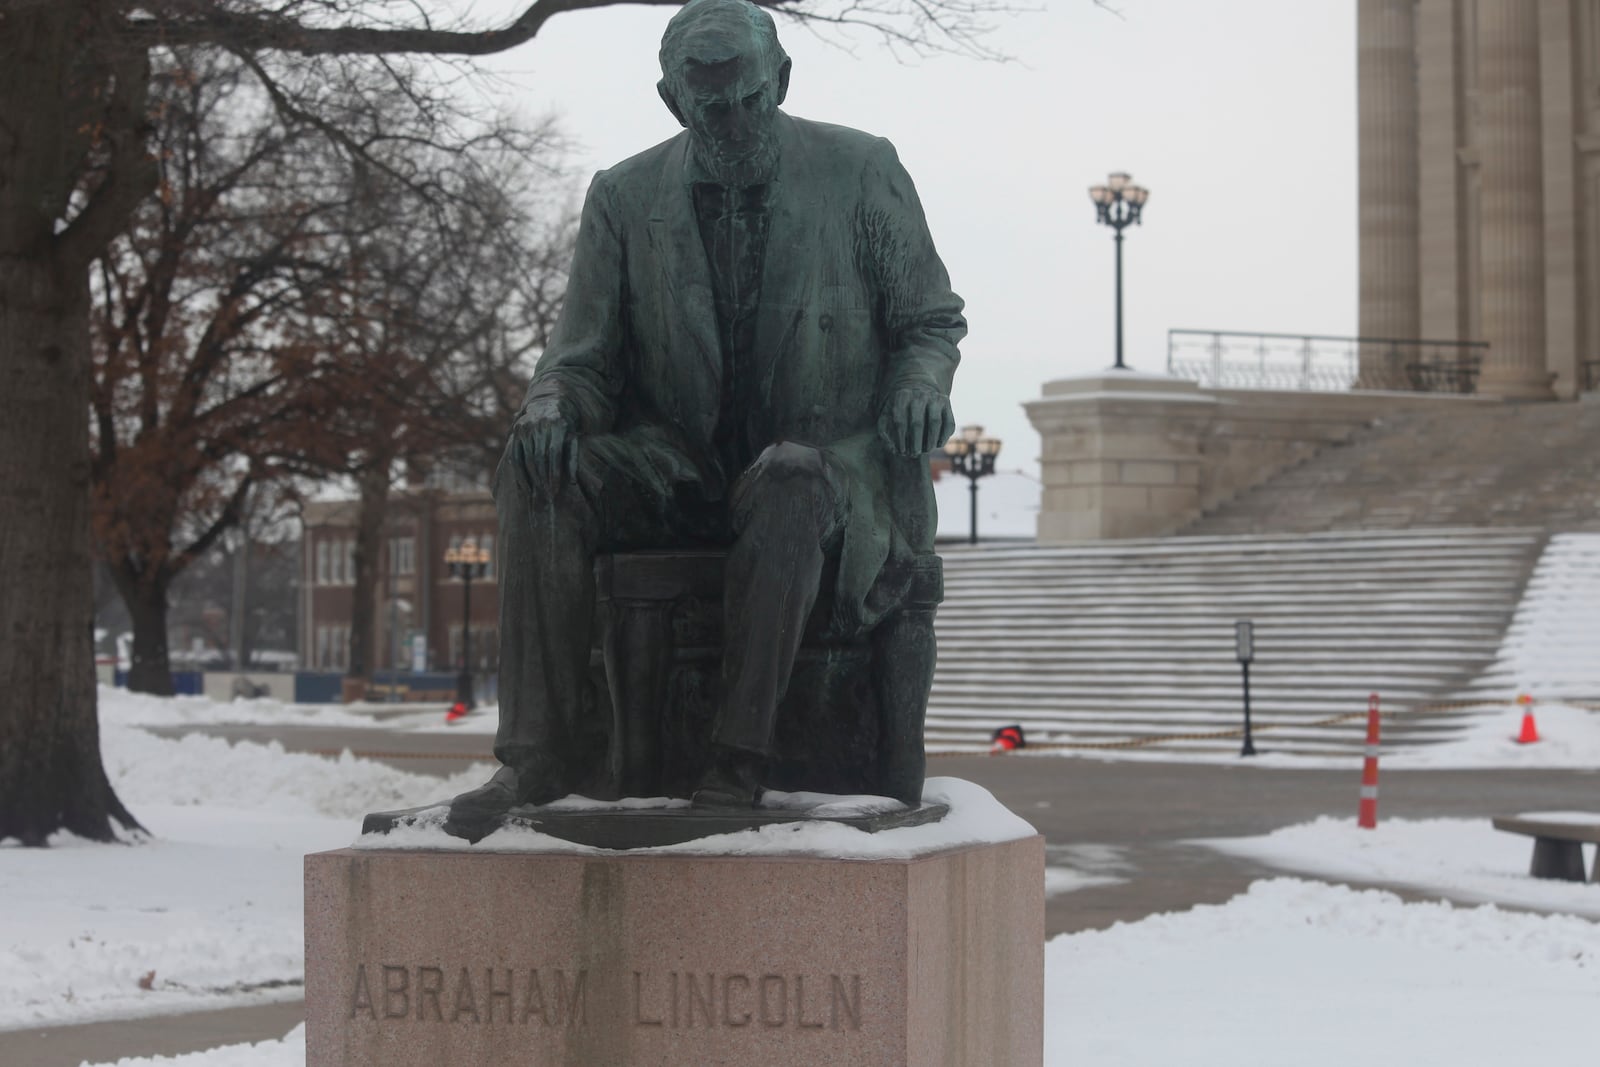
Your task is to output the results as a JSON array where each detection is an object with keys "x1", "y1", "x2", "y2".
[{"x1": 299, "y1": 470, "x2": 499, "y2": 681}]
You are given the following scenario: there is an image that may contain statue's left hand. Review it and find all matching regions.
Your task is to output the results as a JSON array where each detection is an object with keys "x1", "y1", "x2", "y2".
[{"x1": 878, "y1": 386, "x2": 955, "y2": 456}]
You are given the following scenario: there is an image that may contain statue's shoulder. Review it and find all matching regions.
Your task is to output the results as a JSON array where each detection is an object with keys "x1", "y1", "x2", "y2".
[
  {"x1": 591, "y1": 133, "x2": 687, "y2": 200},
  {"x1": 784, "y1": 115, "x2": 894, "y2": 164}
]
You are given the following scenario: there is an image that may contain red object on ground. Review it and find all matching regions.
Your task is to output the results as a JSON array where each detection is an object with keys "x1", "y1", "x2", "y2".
[
  {"x1": 989, "y1": 724, "x2": 1025, "y2": 753},
  {"x1": 445, "y1": 702, "x2": 468, "y2": 723},
  {"x1": 1515, "y1": 708, "x2": 1540, "y2": 744},
  {"x1": 1358, "y1": 693, "x2": 1381, "y2": 830}
]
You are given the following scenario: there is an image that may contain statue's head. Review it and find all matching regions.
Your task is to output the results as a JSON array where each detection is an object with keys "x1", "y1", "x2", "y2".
[{"x1": 658, "y1": 0, "x2": 791, "y2": 185}]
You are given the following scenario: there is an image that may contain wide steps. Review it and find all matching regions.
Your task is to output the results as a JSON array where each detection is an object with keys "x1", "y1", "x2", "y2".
[{"x1": 924, "y1": 528, "x2": 1542, "y2": 754}]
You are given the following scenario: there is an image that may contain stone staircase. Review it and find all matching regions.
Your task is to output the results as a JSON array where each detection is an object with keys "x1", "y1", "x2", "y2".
[
  {"x1": 1182, "y1": 399, "x2": 1600, "y2": 537},
  {"x1": 925, "y1": 529, "x2": 1545, "y2": 755}
]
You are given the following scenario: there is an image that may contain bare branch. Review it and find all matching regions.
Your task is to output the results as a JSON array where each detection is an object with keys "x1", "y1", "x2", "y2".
[{"x1": 124, "y1": 0, "x2": 1020, "y2": 63}]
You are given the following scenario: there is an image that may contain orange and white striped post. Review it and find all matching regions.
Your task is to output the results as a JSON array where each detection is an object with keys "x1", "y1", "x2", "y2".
[{"x1": 1358, "y1": 693, "x2": 1380, "y2": 830}]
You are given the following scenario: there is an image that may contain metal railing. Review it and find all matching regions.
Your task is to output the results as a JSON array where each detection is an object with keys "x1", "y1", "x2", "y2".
[{"x1": 1166, "y1": 330, "x2": 1489, "y2": 394}]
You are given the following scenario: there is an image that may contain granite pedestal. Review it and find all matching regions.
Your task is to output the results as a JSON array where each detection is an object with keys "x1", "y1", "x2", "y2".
[{"x1": 305, "y1": 835, "x2": 1044, "y2": 1066}]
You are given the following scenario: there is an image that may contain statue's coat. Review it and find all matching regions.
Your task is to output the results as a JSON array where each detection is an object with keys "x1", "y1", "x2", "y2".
[{"x1": 524, "y1": 112, "x2": 966, "y2": 632}]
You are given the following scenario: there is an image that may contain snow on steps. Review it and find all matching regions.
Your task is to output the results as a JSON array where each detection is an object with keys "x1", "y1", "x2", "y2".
[
  {"x1": 1455, "y1": 533, "x2": 1600, "y2": 703},
  {"x1": 928, "y1": 528, "x2": 1544, "y2": 756}
]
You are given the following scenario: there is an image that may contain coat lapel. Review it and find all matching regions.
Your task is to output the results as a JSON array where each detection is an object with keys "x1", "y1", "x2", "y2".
[{"x1": 647, "y1": 136, "x2": 723, "y2": 394}]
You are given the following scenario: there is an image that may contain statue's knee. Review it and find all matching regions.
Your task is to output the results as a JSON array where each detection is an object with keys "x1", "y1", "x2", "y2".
[{"x1": 734, "y1": 443, "x2": 843, "y2": 537}]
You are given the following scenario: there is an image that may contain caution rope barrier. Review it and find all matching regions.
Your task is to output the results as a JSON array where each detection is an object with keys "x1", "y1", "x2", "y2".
[{"x1": 932, "y1": 696, "x2": 1586, "y2": 756}]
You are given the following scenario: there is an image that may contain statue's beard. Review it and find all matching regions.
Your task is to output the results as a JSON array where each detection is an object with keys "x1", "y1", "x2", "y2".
[{"x1": 692, "y1": 131, "x2": 780, "y2": 186}]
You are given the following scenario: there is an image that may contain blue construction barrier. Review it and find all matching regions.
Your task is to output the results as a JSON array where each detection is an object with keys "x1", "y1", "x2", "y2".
[
  {"x1": 111, "y1": 669, "x2": 204, "y2": 695},
  {"x1": 293, "y1": 673, "x2": 345, "y2": 704}
]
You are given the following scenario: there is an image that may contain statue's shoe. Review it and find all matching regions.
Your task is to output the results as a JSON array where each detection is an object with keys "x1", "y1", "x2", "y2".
[
  {"x1": 447, "y1": 765, "x2": 567, "y2": 828},
  {"x1": 689, "y1": 753, "x2": 764, "y2": 809}
]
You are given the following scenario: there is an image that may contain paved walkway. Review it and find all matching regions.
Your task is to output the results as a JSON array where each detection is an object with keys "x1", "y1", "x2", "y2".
[{"x1": 6, "y1": 727, "x2": 1596, "y2": 1065}]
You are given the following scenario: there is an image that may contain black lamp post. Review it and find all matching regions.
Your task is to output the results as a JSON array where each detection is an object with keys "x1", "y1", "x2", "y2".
[
  {"x1": 1088, "y1": 172, "x2": 1151, "y2": 371},
  {"x1": 445, "y1": 536, "x2": 490, "y2": 710},
  {"x1": 944, "y1": 425, "x2": 1003, "y2": 545},
  {"x1": 1235, "y1": 619, "x2": 1257, "y2": 757}
]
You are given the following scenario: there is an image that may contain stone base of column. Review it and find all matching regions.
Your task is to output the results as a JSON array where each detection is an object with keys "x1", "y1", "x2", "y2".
[
  {"x1": 1024, "y1": 371, "x2": 1216, "y2": 542},
  {"x1": 304, "y1": 830, "x2": 1044, "y2": 1066},
  {"x1": 1475, "y1": 365, "x2": 1556, "y2": 400}
]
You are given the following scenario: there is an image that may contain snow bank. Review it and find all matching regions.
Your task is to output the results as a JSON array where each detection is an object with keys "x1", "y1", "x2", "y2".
[
  {"x1": 1196, "y1": 815, "x2": 1600, "y2": 918},
  {"x1": 100, "y1": 688, "x2": 380, "y2": 731},
  {"x1": 1375, "y1": 701, "x2": 1600, "y2": 770},
  {"x1": 101, "y1": 720, "x2": 489, "y2": 821},
  {"x1": 1048, "y1": 878, "x2": 1600, "y2": 1067},
  {"x1": 0, "y1": 723, "x2": 492, "y2": 1030}
]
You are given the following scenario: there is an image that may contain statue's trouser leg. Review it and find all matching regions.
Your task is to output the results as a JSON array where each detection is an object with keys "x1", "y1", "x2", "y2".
[
  {"x1": 492, "y1": 450, "x2": 601, "y2": 784},
  {"x1": 493, "y1": 435, "x2": 701, "y2": 788},
  {"x1": 714, "y1": 442, "x2": 847, "y2": 757}
]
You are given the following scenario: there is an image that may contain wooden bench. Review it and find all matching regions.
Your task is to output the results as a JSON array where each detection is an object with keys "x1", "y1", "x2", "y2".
[{"x1": 1491, "y1": 813, "x2": 1600, "y2": 883}]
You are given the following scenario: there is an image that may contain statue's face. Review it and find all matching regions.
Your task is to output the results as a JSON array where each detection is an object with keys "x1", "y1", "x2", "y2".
[
  {"x1": 665, "y1": 42, "x2": 788, "y2": 185},
  {"x1": 682, "y1": 55, "x2": 776, "y2": 159}
]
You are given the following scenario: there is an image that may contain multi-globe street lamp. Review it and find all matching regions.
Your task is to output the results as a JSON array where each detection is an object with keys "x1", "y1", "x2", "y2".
[
  {"x1": 944, "y1": 425, "x2": 1003, "y2": 545},
  {"x1": 1089, "y1": 172, "x2": 1151, "y2": 371},
  {"x1": 444, "y1": 536, "x2": 491, "y2": 711}
]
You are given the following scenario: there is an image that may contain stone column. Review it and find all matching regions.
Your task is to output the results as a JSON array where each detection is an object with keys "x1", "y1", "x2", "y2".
[
  {"x1": 1474, "y1": 0, "x2": 1554, "y2": 399},
  {"x1": 1538, "y1": 2, "x2": 1579, "y2": 398},
  {"x1": 1358, "y1": 0, "x2": 1421, "y2": 388}
]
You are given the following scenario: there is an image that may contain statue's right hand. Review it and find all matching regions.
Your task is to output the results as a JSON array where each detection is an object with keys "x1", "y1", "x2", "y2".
[{"x1": 511, "y1": 396, "x2": 579, "y2": 487}]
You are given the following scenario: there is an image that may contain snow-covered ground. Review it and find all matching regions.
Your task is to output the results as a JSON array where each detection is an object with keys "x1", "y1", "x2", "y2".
[
  {"x1": 81, "y1": 878, "x2": 1600, "y2": 1067},
  {"x1": 0, "y1": 720, "x2": 491, "y2": 1031},
  {"x1": 1046, "y1": 878, "x2": 1600, "y2": 1067},
  {"x1": 1198, "y1": 814, "x2": 1600, "y2": 918},
  {"x1": 7, "y1": 690, "x2": 1599, "y2": 1065}
]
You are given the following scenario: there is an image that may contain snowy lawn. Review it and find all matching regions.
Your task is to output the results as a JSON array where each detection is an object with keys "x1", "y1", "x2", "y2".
[
  {"x1": 1047, "y1": 878, "x2": 1600, "y2": 1067},
  {"x1": 0, "y1": 722, "x2": 490, "y2": 1031},
  {"x1": 82, "y1": 880, "x2": 1600, "y2": 1067},
  {"x1": 1197, "y1": 814, "x2": 1600, "y2": 918}
]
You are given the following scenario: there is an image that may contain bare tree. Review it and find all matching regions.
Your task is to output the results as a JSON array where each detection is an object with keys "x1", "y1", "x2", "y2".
[
  {"x1": 89, "y1": 53, "x2": 361, "y2": 697},
  {"x1": 0, "y1": 0, "x2": 1015, "y2": 846}
]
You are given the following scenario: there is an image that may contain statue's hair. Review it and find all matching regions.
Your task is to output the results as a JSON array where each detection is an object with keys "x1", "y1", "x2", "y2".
[{"x1": 659, "y1": 0, "x2": 788, "y2": 91}]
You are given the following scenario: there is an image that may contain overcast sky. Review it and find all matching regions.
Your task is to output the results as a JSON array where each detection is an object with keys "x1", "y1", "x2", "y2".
[{"x1": 464, "y1": 1, "x2": 1358, "y2": 475}]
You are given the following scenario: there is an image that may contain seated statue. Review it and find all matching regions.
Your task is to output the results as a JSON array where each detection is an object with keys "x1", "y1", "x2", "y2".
[{"x1": 449, "y1": 0, "x2": 965, "y2": 828}]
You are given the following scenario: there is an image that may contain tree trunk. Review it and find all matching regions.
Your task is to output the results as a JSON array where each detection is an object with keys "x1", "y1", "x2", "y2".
[
  {"x1": 347, "y1": 461, "x2": 392, "y2": 681},
  {"x1": 116, "y1": 570, "x2": 176, "y2": 696},
  {"x1": 0, "y1": 9, "x2": 142, "y2": 844}
]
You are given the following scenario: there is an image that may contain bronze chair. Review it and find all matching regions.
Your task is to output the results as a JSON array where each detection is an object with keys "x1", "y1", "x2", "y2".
[{"x1": 592, "y1": 551, "x2": 943, "y2": 804}]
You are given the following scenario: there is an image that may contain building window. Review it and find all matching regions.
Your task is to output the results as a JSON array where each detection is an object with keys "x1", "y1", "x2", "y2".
[
  {"x1": 316, "y1": 541, "x2": 329, "y2": 586},
  {"x1": 316, "y1": 625, "x2": 330, "y2": 668},
  {"x1": 343, "y1": 541, "x2": 356, "y2": 586},
  {"x1": 385, "y1": 536, "x2": 416, "y2": 577},
  {"x1": 480, "y1": 533, "x2": 495, "y2": 579}
]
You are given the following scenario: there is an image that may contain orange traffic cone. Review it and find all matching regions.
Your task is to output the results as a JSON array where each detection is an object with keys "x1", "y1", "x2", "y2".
[{"x1": 1515, "y1": 708, "x2": 1540, "y2": 744}]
